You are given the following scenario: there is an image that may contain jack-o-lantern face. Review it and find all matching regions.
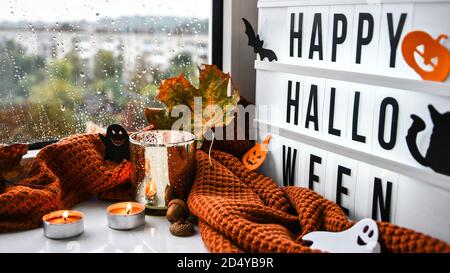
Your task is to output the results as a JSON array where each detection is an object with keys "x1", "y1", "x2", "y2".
[
  {"x1": 402, "y1": 31, "x2": 450, "y2": 82},
  {"x1": 243, "y1": 135, "x2": 272, "y2": 171}
]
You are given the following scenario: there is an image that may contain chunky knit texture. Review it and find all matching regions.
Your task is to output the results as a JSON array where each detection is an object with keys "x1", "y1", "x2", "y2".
[
  {"x1": 1, "y1": 133, "x2": 449, "y2": 253},
  {"x1": 188, "y1": 149, "x2": 450, "y2": 253},
  {"x1": 0, "y1": 134, "x2": 131, "y2": 232},
  {"x1": 0, "y1": 144, "x2": 29, "y2": 194}
]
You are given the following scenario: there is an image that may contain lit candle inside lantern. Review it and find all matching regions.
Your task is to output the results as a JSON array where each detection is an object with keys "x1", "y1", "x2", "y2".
[
  {"x1": 106, "y1": 202, "x2": 145, "y2": 230},
  {"x1": 145, "y1": 179, "x2": 157, "y2": 199},
  {"x1": 42, "y1": 210, "x2": 84, "y2": 239},
  {"x1": 129, "y1": 130, "x2": 196, "y2": 215}
]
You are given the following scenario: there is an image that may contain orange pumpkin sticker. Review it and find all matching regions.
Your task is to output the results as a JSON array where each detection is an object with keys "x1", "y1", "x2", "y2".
[
  {"x1": 402, "y1": 31, "x2": 450, "y2": 82},
  {"x1": 243, "y1": 135, "x2": 272, "y2": 171}
]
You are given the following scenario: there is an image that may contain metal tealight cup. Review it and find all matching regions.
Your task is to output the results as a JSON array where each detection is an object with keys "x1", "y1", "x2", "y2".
[
  {"x1": 106, "y1": 202, "x2": 145, "y2": 230},
  {"x1": 42, "y1": 210, "x2": 84, "y2": 239}
]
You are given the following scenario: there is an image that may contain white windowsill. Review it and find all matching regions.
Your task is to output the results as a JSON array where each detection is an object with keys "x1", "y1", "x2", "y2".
[
  {"x1": 10, "y1": 149, "x2": 207, "y2": 253},
  {"x1": 0, "y1": 198, "x2": 208, "y2": 253}
]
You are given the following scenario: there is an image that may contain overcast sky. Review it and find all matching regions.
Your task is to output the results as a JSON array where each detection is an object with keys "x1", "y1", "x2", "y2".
[{"x1": 0, "y1": 0, "x2": 211, "y2": 22}]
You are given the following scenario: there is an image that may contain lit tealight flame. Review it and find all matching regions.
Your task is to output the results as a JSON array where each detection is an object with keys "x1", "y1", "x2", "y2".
[
  {"x1": 62, "y1": 210, "x2": 69, "y2": 223},
  {"x1": 125, "y1": 202, "x2": 132, "y2": 215}
]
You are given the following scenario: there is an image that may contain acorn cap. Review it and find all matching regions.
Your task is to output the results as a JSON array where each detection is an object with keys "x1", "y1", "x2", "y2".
[
  {"x1": 168, "y1": 199, "x2": 189, "y2": 212},
  {"x1": 170, "y1": 219, "x2": 195, "y2": 237}
]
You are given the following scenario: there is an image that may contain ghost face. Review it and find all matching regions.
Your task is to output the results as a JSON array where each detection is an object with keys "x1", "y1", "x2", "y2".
[
  {"x1": 106, "y1": 124, "x2": 129, "y2": 147},
  {"x1": 355, "y1": 219, "x2": 378, "y2": 247},
  {"x1": 301, "y1": 218, "x2": 380, "y2": 253}
]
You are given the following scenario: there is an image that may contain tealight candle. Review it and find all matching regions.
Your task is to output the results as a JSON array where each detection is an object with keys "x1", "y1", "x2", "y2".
[
  {"x1": 42, "y1": 210, "x2": 84, "y2": 239},
  {"x1": 106, "y1": 202, "x2": 145, "y2": 230}
]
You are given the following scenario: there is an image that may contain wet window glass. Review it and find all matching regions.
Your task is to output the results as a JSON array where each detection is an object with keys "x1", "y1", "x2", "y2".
[{"x1": 0, "y1": 0, "x2": 211, "y2": 144}]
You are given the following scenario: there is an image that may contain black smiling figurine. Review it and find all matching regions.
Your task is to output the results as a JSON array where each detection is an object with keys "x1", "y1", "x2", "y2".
[{"x1": 99, "y1": 124, "x2": 130, "y2": 162}]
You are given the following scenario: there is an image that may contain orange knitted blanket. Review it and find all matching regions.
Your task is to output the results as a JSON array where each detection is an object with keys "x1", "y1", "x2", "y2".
[
  {"x1": 0, "y1": 134, "x2": 132, "y2": 232},
  {"x1": 188, "y1": 149, "x2": 450, "y2": 253},
  {"x1": 1, "y1": 133, "x2": 449, "y2": 253}
]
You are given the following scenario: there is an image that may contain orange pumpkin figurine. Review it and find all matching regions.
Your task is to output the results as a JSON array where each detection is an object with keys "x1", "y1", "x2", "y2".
[
  {"x1": 243, "y1": 135, "x2": 272, "y2": 171},
  {"x1": 402, "y1": 31, "x2": 450, "y2": 82}
]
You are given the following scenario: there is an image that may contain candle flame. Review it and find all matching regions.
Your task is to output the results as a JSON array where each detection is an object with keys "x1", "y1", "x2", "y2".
[
  {"x1": 145, "y1": 179, "x2": 157, "y2": 198},
  {"x1": 62, "y1": 210, "x2": 69, "y2": 222},
  {"x1": 125, "y1": 202, "x2": 132, "y2": 215}
]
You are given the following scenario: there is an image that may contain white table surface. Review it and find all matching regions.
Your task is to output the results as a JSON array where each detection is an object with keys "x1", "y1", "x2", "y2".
[{"x1": 0, "y1": 198, "x2": 208, "y2": 253}]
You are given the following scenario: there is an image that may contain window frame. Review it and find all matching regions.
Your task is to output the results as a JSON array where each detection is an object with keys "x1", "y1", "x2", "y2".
[
  {"x1": 23, "y1": 0, "x2": 224, "y2": 150},
  {"x1": 212, "y1": 0, "x2": 223, "y2": 69}
]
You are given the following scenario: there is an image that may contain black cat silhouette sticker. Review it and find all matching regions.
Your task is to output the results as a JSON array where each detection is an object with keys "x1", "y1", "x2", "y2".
[{"x1": 406, "y1": 105, "x2": 450, "y2": 176}]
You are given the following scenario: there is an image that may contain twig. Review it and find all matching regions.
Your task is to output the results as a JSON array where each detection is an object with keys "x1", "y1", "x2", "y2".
[{"x1": 208, "y1": 131, "x2": 215, "y2": 167}]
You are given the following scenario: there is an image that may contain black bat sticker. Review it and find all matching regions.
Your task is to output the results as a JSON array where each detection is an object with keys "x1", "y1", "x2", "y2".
[{"x1": 242, "y1": 18, "x2": 278, "y2": 62}]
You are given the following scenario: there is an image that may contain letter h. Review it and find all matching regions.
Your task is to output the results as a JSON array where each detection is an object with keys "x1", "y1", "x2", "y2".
[
  {"x1": 286, "y1": 80, "x2": 300, "y2": 126},
  {"x1": 290, "y1": 13, "x2": 303, "y2": 57}
]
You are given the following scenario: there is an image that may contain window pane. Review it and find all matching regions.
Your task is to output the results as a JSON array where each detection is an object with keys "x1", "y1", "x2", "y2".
[{"x1": 0, "y1": 0, "x2": 211, "y2": 144}]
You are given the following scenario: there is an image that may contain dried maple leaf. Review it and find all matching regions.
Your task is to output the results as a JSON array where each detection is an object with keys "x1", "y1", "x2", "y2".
[
  {"x1": 144, "y1": 107, "x2": 178, "y2": 130},
  {"x1": 156, "y1": 74, "x2": 198, "y2": 111},
  {"x1": 150, "y1": 64, "x2": 240, "y2": 146}
]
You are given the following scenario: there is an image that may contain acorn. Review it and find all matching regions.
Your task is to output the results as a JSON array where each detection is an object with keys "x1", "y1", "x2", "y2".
[
  {"x1": 169, "y1": 219, "x2": 195, "y2": 237},
  {"x1": 166, "y1": 199, "x2": 189, "y2": 223}
]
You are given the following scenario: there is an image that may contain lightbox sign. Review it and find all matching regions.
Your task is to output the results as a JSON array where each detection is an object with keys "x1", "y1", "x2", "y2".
[{"x1": 254, "y1": 0, "x2": 450, "y2": 243}]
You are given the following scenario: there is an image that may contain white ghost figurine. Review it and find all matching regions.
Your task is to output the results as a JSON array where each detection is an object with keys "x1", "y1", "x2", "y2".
[{"x1": 302, "y1": 218, "x2": 381, "y2": 253}]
